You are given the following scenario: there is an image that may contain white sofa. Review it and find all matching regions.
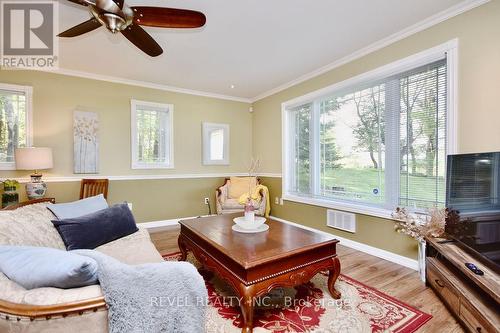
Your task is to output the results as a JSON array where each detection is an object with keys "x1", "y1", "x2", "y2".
[{"x1": 0, "y1": 202, "x2": 164, "y2": 333}]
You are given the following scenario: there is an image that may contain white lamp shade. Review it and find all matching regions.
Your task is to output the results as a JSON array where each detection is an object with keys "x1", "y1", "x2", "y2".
[{"x1": 15, "y1": 147, "x2": 53, "y2": 171}]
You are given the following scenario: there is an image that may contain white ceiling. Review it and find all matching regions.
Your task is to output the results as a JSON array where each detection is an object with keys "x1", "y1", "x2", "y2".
[{"x1": 57, "y1": 0, "x2": 469, "y2": 100}]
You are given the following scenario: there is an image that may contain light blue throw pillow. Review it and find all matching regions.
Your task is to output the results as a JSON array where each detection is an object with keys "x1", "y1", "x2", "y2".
[
  {"x1": 47, "y1": 194, "x2": 108, "y2": 219},
  {"x1": 0, "y1": 246, "x2": 98, "y2": 289}
]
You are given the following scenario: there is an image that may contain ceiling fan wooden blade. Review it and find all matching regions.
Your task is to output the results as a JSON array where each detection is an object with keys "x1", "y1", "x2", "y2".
[
  {"x1": 111, "y1": 0, "x2": 124, "y2": 9},
  {"x1": 121, "y1": 24, "x2": 163, "y2": 57},
  {"x1": 65, "y1": 0, "x2": 89, "y2": 6},
  {"x1": 130, "y1": 7, "x2": 206, "y2": 28},
  {"x1": 58, "y1": 18, "x2": 102, "y2": 37}
]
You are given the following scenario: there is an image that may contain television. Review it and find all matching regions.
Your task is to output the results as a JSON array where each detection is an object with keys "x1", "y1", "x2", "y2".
[{"x1": 446, "y1": 152, "x2": 500, "y2": 272}]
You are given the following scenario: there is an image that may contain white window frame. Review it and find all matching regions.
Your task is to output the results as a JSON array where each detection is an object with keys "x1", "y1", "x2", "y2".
[
  {"x1": 202, "y1": 122, "x2": 230, "y2": 165},
  {"x1": 0, "y1": 83, "x2": 33, "y2": 170},
  {"x1": 130, "y1": 99, "x2": 174, "y2": 169},
  {"x1": 282, "y1": 40, "x2": 458, "y2": 219}
]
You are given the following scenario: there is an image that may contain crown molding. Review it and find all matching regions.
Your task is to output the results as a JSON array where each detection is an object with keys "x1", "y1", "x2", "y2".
[
  {"x1": 32, "y1": 68, "x2": 252, "y2": 104},
  {"x1": 250, "y1": 0, "x2": 490, "y2": 102},
  {"x1": 24, "y1": 0, "x2": 488, "y2": 104}
]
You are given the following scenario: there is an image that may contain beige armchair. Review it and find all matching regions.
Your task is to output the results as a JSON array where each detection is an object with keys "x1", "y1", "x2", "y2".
[{"x1": 215, "y1": 177, "x2": 268, "y2": 216}]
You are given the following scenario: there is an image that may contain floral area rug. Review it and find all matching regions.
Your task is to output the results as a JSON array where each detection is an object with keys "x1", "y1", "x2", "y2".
[{"x1": 163, "y1": 252, "x2": 431, "y2": 333}]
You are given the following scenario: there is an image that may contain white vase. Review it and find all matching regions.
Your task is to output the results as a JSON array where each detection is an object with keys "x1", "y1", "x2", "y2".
[
  {"x1": 417, "y1": 240, "x2": 426, "y2": 282},
  {"x1": 25, "y1": 181, "x2": 47, "y2": 200},
  {"x1": 244, "y1": 211, "x2": 255, "y2": 223}
]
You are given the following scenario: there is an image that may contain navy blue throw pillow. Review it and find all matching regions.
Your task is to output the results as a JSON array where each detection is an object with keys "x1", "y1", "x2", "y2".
[{"x1": 52, "y1": 203, "x2": 139, "y2": 250}]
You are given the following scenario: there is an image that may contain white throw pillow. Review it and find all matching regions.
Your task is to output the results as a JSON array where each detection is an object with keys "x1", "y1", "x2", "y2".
[
  {"x1": 0, "y1": 245, "x2": 98, "y2": 289},
  {"x1": 47, "y1": 194, "x2": 108, "y2": 220}
]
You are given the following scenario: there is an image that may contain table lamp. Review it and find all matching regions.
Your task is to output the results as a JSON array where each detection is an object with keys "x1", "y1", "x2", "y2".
[{"x1": 15, "y1": 147, "x2": 53, "y2": 200}]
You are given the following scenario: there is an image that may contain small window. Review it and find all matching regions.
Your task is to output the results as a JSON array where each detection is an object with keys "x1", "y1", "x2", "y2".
[
  {"x1": 0, "y1": 84, "x2": 32, "y2": 170},
  {"x1": 202, "y1": 122, "x2": 229, "y2": 165},
  {"x1": 131, "y1": 100, "x2": 173, "y2": 169}
]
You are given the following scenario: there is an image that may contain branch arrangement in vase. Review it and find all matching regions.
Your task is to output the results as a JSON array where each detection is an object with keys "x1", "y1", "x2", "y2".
[
  {"x1": 392, "y1": 207, "x2": 447, "y2": 242},
  {"x1": 247, "y1": 158, "x2": 261, "y2": 177},
  {"x1": 244, "y1": 158, "x2": 261, "y2": 215}
]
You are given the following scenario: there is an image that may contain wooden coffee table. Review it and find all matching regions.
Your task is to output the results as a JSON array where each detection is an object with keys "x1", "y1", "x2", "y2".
[{"x1": 178, "y1": 213, "x2": 341, "y2": 333}]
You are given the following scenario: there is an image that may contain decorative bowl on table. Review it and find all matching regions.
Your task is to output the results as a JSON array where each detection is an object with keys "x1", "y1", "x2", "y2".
[{"x1": 232, "y1": 216, "x2": 268, "y2": 233}]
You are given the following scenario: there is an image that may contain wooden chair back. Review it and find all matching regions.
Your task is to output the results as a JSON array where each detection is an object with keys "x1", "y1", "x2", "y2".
[
  {"x1": 79, "y1": 179, "x2": 109, "y2": 199},
  {"x1": 1, "y1": 198, "x2": 55, "y2": 210}
]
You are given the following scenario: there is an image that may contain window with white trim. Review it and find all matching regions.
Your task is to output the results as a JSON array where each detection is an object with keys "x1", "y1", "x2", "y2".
[
  {"x1": 202, "y1": 122, "x2": 230, "y2": 165},
  {"x1": 0, "y1": 84, "x2": 32, "y2": 170},
  {"x1": 131, "y1": 100, "x2": 173, "y2": 169},
  {"x1": 284, "y1": 48, "x2": 455, "y2": 215}
]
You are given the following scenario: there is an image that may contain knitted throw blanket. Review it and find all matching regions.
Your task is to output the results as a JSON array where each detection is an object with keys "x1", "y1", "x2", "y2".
[{"x1": 75, "y1": 250, "x2": 207, "y2": 333}]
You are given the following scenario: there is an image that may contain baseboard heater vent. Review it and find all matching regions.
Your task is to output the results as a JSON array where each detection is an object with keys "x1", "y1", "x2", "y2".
[{"x1": 326, "y1": 209, "x2": 356, "y2": 233}]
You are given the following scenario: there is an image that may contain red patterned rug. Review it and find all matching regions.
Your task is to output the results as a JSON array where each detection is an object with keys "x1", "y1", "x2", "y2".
[{"x1": 163, "y1": 252, "x2": 431, "y2": 333}]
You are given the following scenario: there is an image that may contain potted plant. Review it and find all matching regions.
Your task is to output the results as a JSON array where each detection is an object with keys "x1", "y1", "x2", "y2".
[{"x1": 1, "y1": 179, "x2": 20, "y2": 208}]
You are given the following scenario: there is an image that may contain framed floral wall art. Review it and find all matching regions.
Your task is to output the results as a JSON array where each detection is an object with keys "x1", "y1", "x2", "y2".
[{"x1": 73, "y1": 111, "x2": 99, "y2": 174}]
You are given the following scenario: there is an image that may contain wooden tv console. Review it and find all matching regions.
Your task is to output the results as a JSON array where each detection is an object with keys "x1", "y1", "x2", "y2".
[{"x1": 426, "y1": 237, "x2": 500, "y2": 333}]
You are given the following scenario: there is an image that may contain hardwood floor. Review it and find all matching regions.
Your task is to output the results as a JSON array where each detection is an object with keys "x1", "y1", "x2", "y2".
[
  {"x1": 149, "y1": 226, "x2": 464, "y2": 333},
  {"x1": 149, "y1": 226, "x2": 183, "y2": 256}
]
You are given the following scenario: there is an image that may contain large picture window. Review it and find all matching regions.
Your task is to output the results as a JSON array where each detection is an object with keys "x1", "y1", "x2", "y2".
[
  {"x1": 131, "y1": 100, "x2": 173, "y2": 169},
  {"x1": 0, "y1": 84, "x2": 32, "y2": 170},
  {"x1": 283, "y1": 43, "x2": 456, "y2": 217}
]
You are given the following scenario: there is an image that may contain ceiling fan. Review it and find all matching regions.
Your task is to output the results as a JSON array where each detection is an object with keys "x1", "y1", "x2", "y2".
[{"x1": 59, "y1": 0, "x2": 206, "y2": 57}]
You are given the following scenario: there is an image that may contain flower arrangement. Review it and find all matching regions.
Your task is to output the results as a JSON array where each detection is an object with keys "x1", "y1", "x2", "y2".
[{"x1": 392, "y1": 207, "x2": 448, "y2": 242}]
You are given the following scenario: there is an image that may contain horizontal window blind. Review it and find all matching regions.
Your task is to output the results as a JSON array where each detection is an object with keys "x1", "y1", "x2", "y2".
[
  {"x1": 397, "y1": 60, "x2": 447, "y2": 209},
  {"x1": 286, "y1": 58, "x2": 447, "y2": 211},
  {"x1": 289, "y1": 103, "x2": 312, "y2": 194}
]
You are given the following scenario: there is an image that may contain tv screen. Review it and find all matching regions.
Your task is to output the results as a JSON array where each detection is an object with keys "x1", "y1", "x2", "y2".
[{"x1": 446, "y1": 152, "x2": 500, "y2": 271}]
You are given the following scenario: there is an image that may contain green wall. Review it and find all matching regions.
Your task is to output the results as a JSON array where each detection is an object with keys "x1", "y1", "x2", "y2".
[
  {"x1": 25, "y1": 178, "x2": 223, "y2": 222},
  {"x1": 252, "y1": 1, "x2": 500, "y2": 260},
  {"x1": 0, "y1": 70, "x2": 252, "y2": 177},
  {"x1": 0, "y1": 71, "x2": 251, "y2": 222}
]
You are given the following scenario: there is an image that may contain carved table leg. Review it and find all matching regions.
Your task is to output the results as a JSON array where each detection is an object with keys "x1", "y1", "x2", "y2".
[
  {"x1": 327, "y1": 256, "x2": 341, "y2": 299},
  {"x1": 177, "y1": 235, "x2": 188, "y2": 261},
  {"x1": 238, "y1": 285, "x2": 255, "y2": 333}
]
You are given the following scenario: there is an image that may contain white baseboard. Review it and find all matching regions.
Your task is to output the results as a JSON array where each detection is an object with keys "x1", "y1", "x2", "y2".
[
  {"x1": 140, "y1": 219, "x2": 180, "y2": 230},
  {"x1": 270, "y1": 215, "x2": 419, "y2": 271},
  {"x1": 141, "y1": 214, "x2": 418, "y2": 271},
  {"x1": 140, "y1": 214, "x2": 214, "y2": 231}
]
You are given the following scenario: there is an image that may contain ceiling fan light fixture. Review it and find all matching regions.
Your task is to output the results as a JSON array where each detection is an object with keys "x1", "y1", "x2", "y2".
[
  {"x1": 102, "y1": 13, "x2": 127, "y2": 32},
  {"x1": 60, "y1": 0, "x2": 206, "y2": 57}
]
